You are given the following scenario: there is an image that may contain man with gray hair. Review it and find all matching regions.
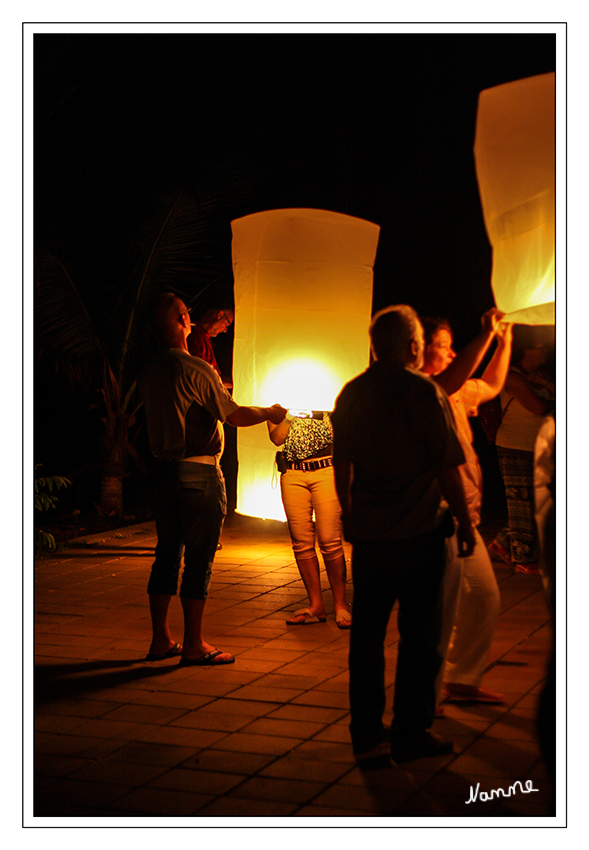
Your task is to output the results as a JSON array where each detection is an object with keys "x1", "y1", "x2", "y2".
[
  {"x1": 139, "y1": 292, "x2": 286, "y2": 667},
  {"x1": 331, "y1": 304, "x2": 475, "y2": 764}
]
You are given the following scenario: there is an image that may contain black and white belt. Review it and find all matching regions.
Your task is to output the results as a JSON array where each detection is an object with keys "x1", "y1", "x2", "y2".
[{"x1": 286, "y1": 457, "x2": 333, "y2": 472}]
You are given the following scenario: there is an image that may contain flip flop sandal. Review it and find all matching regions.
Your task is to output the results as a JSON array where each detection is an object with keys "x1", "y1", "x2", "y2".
[
  {"x1": 145, "y1": 642, "x2": 182, "y2": 661},
  {"x1": 179, "y1": 649, "x2": 235, "y2": 666},
  {"x1": 286, "y1": 608, "x2": 327, "y2": 626},
  {"x1": 336, "y1": 610, "x2": 352, "y2": 629}
]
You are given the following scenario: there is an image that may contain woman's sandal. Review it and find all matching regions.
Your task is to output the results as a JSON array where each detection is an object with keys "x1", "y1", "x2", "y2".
[
  {"x1": 286, "y1": 608, "x2": 327, "y2": 625},
  {"x1": 335, "y1": 609, "x2": 352, "y2": 629}
]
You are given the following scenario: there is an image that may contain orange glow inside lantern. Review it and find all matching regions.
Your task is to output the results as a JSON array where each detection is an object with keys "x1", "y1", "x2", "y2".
[
  {"x1": 474, "y1": 72, "x2": 555, "y2": 324},
  {"x1": 231, "y1": 209, "x2": 380, "y2": 520}
]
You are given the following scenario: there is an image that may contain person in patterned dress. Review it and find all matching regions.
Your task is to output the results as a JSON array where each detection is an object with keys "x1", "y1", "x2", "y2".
[{"x1": 268, "y1": 411, "x2": 351, "y2": 629}]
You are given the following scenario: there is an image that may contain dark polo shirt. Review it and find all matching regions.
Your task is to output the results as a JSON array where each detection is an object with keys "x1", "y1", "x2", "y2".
[{"x1": 331, "y1": 361, "x2": 464, "y2": 540}]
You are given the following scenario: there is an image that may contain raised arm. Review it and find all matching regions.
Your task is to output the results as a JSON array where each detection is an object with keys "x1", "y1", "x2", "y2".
[
  {"x1": 434, "y1": 308, "x2": 504, "y2": 396},
  {"x1": 477, "y1": 322, "x2": 513, "y2": 403}
]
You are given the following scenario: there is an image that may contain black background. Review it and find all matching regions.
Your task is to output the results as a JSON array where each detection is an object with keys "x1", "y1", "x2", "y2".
[{"x1": 33, "y1": 30, "x2": 557, "y2": 512}]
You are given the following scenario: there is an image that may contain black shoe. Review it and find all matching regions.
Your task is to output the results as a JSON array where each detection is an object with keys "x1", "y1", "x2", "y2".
[
  {"x1": 352, "y1": 725, "x2": 392, "y2": 768},
  {"x1": 353, "y1": 740, "x2": 392, "y2": 769},
  {"x1": 389, "y1": 730, "x2": 454, "y2": 764}
]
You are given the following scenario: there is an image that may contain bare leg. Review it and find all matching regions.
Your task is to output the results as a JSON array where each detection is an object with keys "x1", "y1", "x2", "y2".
[
  {"x1": 294, "y1": 553, "x2": 326, "y2": 617},
  {"x1": 180, "y1": 597, "x2": 232, "y2": 662},
  {"x1": 324, "y1": 554, "x2": 351, "y2": 627},
  {"x1": 323, "y1": 553, "x2": 349, "y2": 614},
  {"x1": 148, "y1": 593, "x2": 178, "y2": 655}
]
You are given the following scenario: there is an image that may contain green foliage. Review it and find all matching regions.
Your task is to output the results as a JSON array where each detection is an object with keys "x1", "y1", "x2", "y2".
[
  {"x1": 35, "y1": 465, "x2": 71, "y2": 555},
  {"x1": 35, "y1": 466, "x2": 71, "y2": 510}
]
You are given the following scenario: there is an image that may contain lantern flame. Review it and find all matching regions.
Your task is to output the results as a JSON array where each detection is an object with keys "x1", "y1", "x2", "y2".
[{"x1": 259, "y1": 357, "x2": 343, "y2": 411}]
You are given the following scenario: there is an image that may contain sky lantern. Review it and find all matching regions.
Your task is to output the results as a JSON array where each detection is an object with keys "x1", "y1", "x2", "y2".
[
  {"x1": 231, "y1": 208, "x2": 380, "y2": 520},
  {"x1": 474, "y1": 72, "x2": 555, "y2": 325}
]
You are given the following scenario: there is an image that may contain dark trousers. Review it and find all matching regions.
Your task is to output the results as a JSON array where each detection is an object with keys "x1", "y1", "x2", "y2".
[
  {"x1": 148, "y1": 460, "x2": 227, "y2": 600},
  {"x1": 349, "y1": 525, "x2": 446, "y2": 752}
]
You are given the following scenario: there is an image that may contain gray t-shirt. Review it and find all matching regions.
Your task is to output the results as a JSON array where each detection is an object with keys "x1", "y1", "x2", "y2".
[
  {"x1": 138, "y1": 348, "x2": 239, "y2": 462},
  {"x1": 331, "y1": 361, "x2": 465, "y2": 540}
]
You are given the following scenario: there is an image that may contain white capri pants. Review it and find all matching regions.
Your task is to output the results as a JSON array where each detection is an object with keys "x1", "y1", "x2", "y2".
[{"x1": 280, "y1": 465, "x2": 344, "y2": 562}]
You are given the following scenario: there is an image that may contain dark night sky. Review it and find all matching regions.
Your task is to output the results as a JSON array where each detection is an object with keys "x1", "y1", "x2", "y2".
[
  {"x1": 34, "y1": 29, "x2": 557, "y2": 481},
  {"x1": 35, "y1": 32, "x2": 556, "y2": 326}
]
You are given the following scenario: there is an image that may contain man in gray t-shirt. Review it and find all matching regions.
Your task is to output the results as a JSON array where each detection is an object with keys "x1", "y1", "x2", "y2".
[{"x1": 138, "y1": 293, "x2": 286, "y2": 667}]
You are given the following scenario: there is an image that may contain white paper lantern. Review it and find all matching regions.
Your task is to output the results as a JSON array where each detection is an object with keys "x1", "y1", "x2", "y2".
[
  {"x1": 474, "y1": 72, "x2": 555, "y2": 324},
  {"x1": 231, "y1": 208, "x2": 380, "y2": 520}
]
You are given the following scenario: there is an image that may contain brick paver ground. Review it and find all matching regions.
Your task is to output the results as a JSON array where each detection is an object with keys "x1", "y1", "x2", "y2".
[{"x1": 30, "y1": 511, "x2": 558, "y2": 824}]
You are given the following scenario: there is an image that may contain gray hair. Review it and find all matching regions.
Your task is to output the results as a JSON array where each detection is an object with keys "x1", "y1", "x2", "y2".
[
  {"x1": 369, "y1": 304, "x2": 423, "y2": 362},
  {"x1": 151, "y1": 292, "x2": 184, "y2": 342}
]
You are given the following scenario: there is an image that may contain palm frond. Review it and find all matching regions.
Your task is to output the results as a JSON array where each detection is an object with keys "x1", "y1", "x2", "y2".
[
  {"x1": 35, "y1": 250, "x2": 109, "y2": 386},
  {"x1": 116, "y1": 168, "x2": 253, "y2": 379}
]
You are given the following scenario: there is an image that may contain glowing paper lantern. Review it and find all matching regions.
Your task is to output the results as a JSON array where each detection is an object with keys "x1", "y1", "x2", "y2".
[
  {"x1": 231, "y1": 208, "x2": 380, "y2": 520},
  {"x1": 474, "y1": 72, "x2": 555, "y2": 324}
]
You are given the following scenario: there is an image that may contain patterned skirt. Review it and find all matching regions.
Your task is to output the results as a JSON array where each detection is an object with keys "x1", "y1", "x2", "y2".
[{"x1": 496, "y1": 446, "x2": 538, "y2": 566}]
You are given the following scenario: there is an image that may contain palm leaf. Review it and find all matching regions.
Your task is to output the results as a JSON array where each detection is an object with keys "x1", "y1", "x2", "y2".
[
  {"x1": 116, "y1": 169, "x2": 253, "y2": 380},
  {"x1": 35, "y1": 249, "x2": 110, "y2": 386}
]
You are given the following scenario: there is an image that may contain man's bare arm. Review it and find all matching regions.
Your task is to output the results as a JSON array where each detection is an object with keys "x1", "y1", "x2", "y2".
[{"x1": 226, "y1": 404, "x2": 287, "y2": 427}]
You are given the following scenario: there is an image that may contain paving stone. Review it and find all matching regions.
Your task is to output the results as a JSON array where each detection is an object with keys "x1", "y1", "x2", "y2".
[
  {"x1": 125, "y1": 691, "x2": 215, "y2": 710},
  {"x1": 34, "y1": 753, "x2": 94, "y2": 778},
  {"x1": 112, "y1": 786, "x2": 213, "y2": 816},
  {"x1": 34, "y1": 714, "x2": 89, "y2": 734},
  {"x1": 294, "y1": 804, "x2": 374, "y2": 817},
  {"x1": 67, "y1": 759, "x2": 168, "y2": 786},
  {"x1": 104, "y1": 741, "x2": 199, "y2": 766},
  {"x1": 266, "y1": 704, "x2": 348, "y2": 724},
  {"x1": 147, "y1": 767, "x2": 246, "y2": 796},
  {"x1": 169, "y1": 709, "x2": 257, "y2": 732},
  {"x1": 227, "y1": 774, "x2": 326, "y2": 804},
  {"x1": 33, "y1": 514, "x2": 557, "y2": 821},
  {"x1": 137, "y1": 726, "x2": 229, "y2": 749},
  {"x1": 98, "y1": 704, "x2": 189, "y2": 725},
  {"x1": 195, "y1": 796, "x2": 297, "y2": 816},
  {"x1": 310, "y1": 781, "x2": 407, "y2": 814},
  {"x1": 210, "y1": 732, "x2": 304, "y2": 756},
  {"x1": 180, "y1": 748, "x2": 275, "y2": 775},
  {"x1": 239, "y1": 717, "x2": 326, "y2": 739},
  {"x1": 225, "y1": 684, "x2": 304, "y2": 703},
  {"x1": 259, "y1": 755, "x2": 352, "y2": 783},
  {"x1": 34, "y1": 777, "x2": 132, "y2": 809}
]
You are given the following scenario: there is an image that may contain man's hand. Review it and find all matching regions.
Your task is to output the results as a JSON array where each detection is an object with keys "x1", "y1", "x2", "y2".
[
  {"x1": 456, "y1": 521, "x2": 476, "y2": 558},
  {"x1": 481, "y1": 307, "x2": 505, "y2": 336},
  {"x1": 267, "y1": 404, "x2": 288, "y2": 424}
]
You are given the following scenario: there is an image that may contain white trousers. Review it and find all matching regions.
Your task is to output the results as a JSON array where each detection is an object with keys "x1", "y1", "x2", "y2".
[
  {"x1": 279, "y1": 465, "x2": 344, "y2": 562},
  {"x1": 436, "y1": 526, "x2": 500, "y2": 696}
]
